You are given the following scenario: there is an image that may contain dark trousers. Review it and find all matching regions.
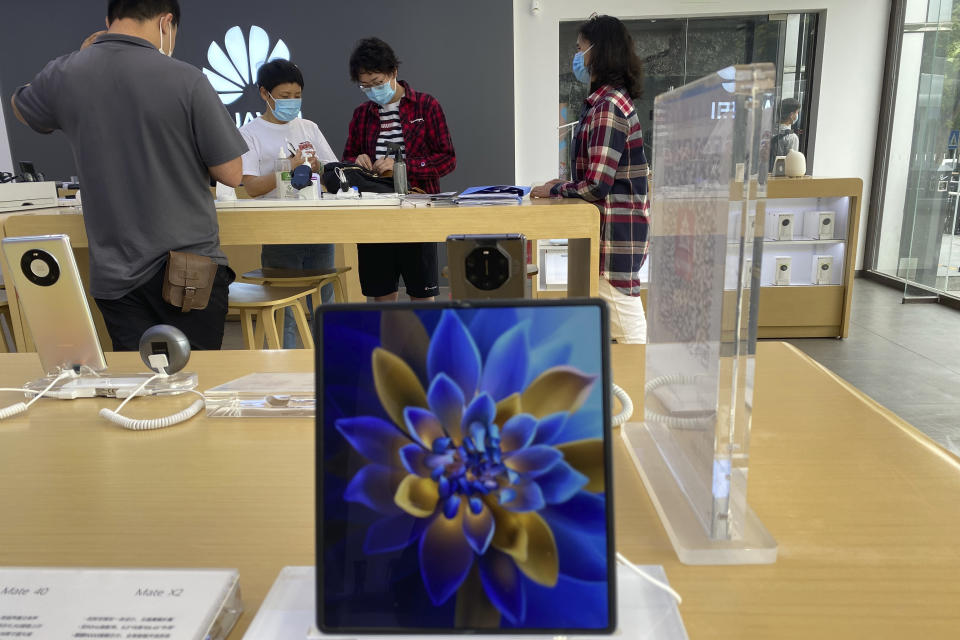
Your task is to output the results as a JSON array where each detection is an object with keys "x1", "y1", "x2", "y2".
[{"x1": 95, "y1": 263, "x2": 234, "y2": 351}]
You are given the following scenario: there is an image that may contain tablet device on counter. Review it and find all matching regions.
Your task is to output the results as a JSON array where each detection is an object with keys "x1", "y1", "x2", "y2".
[{"x1": 315, "y1": 299, "x2": 616, "y2": 635}]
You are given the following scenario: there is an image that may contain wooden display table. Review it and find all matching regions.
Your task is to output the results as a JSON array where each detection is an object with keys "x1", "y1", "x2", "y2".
[
  {"x1": 0, "y1": 344, "x2": 957, "y2": 638},
  {"x1": 0, "y1": 200, "x2": 599, "y2": 351}
]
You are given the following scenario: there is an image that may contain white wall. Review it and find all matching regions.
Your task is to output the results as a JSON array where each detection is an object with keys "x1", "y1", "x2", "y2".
[
  {"x1": 513, "y1": 0, "x2": 891, "y2": 269},
  {"x1": 0, "y1": 100, "x2": 13, "y2": 174}
]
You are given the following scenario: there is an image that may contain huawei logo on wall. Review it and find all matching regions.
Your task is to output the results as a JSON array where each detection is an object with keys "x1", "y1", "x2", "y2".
[{"x1": 202, "y1": 26, "x2": 290, "y2": 124}]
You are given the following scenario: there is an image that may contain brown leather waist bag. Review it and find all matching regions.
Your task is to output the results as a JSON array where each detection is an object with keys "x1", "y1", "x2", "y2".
[{"x1": 162, "y1": 251, "x2": 219, "y2": 312}]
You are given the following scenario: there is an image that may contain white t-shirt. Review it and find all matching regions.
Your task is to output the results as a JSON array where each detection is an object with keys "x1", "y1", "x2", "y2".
[{"x1": 239, "y1": 116, "x2": 337, "y2": 198}]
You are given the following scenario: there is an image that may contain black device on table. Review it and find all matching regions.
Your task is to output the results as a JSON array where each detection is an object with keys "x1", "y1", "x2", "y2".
[{"x1": 446, "y1": 233, "x2": 527, "y2": 300}]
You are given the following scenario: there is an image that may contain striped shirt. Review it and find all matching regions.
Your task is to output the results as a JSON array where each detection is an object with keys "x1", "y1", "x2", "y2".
[
  {"x1": 375, "y1": 102, "x2": 405, "y2": 160},
  {"x1": 343, "y1": 80, "x2": 456, "y2": 193},
  {"x1": 551, "y1": 85, "x2": 650, "y2": 296}
]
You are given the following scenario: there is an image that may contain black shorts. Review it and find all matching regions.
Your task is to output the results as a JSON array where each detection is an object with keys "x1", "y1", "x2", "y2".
[{"x1": 357, "y1": 242, "x2": 439, "y2": 298}]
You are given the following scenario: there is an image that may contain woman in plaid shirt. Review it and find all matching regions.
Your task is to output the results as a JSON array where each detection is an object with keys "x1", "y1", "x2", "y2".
[{"x1": 532, "y1": 15, "x2": 649, "y2": 343}]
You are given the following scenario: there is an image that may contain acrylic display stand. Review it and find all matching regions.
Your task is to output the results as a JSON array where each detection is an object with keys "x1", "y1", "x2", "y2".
[
  {"x1": 204, "y1": 372, "x2": 314, "y2": 417},
  {"x1": 22, "y1": 370, "x2": 198, "y2": 399},
  {"x1": 242, "y1": 565, "x2": 687, "y2": 640},
  {"x1": 621, "y1": 64, "x2": 778, "y2": 565}
]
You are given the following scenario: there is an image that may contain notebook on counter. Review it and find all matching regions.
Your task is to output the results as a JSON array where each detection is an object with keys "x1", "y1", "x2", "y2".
[{"x1": 455, "y1": 185, "x2": 531, "y2": 205}]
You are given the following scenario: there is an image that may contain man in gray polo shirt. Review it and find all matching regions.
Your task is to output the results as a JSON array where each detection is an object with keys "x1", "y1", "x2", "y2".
[{"x1": 10, "y1": 0, "x2": 247, "y2": 351}]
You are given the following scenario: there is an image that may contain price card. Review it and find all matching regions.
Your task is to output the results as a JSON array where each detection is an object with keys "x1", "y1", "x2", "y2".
[{"x1": 0, "y1": 568, "x2": 241, "y2": 640}]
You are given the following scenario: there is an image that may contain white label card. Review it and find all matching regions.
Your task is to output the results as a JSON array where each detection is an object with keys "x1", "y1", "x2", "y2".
[{"x1": 0, "y1": 568, "x2": 238, "y2": 640}]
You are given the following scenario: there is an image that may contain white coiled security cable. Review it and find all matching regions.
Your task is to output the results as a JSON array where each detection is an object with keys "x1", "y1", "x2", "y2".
[
  {"x1": 0, "y1": 369, "x2": 76, "y2": 421},
  {"x1": 616, "y1": 551, "x2": 683, "y2": 605},
  {"x1": 643, "y1": 374, "x2": 716, "y2": 430},
  {"x1": 99, "y1": 395, "x2": 205, "y2": 430},
  {"x1": 611, "y1": 383, "x2": 634, "y2": 427},
  {"x1": 98, "y1": 360, "x2": 204, "y2": 431}
]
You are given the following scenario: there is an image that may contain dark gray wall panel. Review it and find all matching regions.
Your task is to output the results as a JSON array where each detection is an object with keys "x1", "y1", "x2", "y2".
[{"x1": 1, "y1": 0, "x2": 515, "y2": 191}]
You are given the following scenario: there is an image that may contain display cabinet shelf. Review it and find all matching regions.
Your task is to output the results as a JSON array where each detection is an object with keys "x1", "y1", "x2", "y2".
[{"x1": 535, "y1": 177, "x2": 862, "y2": 338}]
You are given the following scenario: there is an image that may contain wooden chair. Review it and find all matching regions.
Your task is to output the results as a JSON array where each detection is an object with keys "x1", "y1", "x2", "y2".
[
  {"x1": 227, "y1": 283, "x2": 316, "y2": 350},
  {"x1": 239, "y1": 266, "x2": 352, "y2": 308}
]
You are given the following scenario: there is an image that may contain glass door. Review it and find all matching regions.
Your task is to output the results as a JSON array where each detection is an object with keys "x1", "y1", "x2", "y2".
[{"x1": 875, "y1": 0, "x2": 960, "y2": 299}]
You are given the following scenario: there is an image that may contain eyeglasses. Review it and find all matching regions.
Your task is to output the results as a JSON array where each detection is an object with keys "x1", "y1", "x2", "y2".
[{"x1": 358, "y1": 76, "x2": 391, "y2": 90}]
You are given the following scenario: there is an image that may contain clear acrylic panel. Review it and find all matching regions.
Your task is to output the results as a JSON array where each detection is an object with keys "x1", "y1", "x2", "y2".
[{"x1": 622, "y1": 64, "x2": 778, "y2": 564}]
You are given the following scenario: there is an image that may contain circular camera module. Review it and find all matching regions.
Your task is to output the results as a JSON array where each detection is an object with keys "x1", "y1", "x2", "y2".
[
  {"x1": 779, "y1": 264, "x2": 789, "y2": 271},
  {"x1": 20, "y1": 249, "x2": 61, "y2": 287},
  {"x1": 781, "y1": 219, "x2": 790, "y2": 226},
  {"x1": 821, "y1": 264, "x2": 830, "y2": 271},
  {"x1": 466, "y1": 246, "x2": 510, "y2": 291},
  {"x1": 822, "y1": 218, "x2": 832, "y2": 226}
]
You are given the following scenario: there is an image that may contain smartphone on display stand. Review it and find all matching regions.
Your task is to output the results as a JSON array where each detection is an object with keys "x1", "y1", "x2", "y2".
[
  {"x1": 1, "y1": 234, "x2": 107, "y2": 374},
  {"x1": 446, "y1": 233, "x2": 527, "y2": 300}
]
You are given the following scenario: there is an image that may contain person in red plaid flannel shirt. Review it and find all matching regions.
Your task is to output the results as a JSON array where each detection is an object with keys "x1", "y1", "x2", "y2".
[
  {"x1": 532, "y1": 15, "x2": 650, "y2": 343},
  {"x1": 343, "y1": 37, "x2": 456, "y2": 302}
]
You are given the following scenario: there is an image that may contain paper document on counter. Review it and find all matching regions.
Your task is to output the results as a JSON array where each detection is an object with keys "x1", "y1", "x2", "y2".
[{"x1": 0, "y1": 567, "x2": 242, "y2": 640}]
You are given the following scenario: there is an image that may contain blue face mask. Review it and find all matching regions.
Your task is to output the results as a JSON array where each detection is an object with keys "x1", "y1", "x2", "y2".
[
  {"x1": 269, "y1": 93, "x2": 301, "y2": 122},
  {"x1": 572, "y1": 44, "x2": 593, "y2": 85},
  {"x1": 363, "y1": 78, "x2": 397, "y2": 106}
]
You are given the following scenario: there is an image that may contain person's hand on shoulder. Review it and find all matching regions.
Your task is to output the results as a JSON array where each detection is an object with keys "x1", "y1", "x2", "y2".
[
  {"x1": 373, "y1": 156, "x2": 394, "y2": 175},
  {"x1": 531, "y1": 179, "x2": 564, "y2": 198},
  {"x1": 355, "y1": 154, "x2": 373, "y2": 170},
  {"x1": 81, "y1": 30, "x2": 106, "y2": 50}
]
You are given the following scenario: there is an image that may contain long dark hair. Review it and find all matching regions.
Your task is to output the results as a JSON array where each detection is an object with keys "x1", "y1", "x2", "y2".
[{"x1": 578, "y1": 15, "x2": 643, "y2": 99}]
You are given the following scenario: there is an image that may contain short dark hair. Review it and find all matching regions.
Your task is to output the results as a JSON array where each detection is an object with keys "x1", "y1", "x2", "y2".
[
  {"x1": 779, "y1": 97, "x2": 801, "y2": 121},
  {"x1": 257, "y1": 59, "x2": 304, "y2": 92},
  {"x1": 579, "y1": 15, "x2": 643, "y2": 99},
  {"x1": 349, "y1": 37, "x2": 400, "y2": 82},
  {"x1": 107, "y1": 0, "x2": 180, "y2": 26}
]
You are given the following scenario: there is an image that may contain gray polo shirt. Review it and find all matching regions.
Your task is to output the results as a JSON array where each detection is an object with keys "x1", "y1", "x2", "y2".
[{"x1": 14, "y1": 33, "x2": 247, "y2": 299}]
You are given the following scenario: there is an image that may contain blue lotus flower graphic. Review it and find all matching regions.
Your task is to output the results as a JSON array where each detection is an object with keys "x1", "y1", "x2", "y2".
[
  {"x1": 332, "y1": 309, "x2": 606, "y2": 626},
  {"x1": 202, "y1": 26, "x2": 290, "y2": 105}
]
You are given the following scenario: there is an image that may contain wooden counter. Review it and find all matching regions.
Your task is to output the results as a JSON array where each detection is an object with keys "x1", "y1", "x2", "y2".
[
  {"x1": 1, "y1": 343, "x2": 958, "y2": 638},
  {"x1": 0, "y1": 200, "x2": 600, "y2": 351}
]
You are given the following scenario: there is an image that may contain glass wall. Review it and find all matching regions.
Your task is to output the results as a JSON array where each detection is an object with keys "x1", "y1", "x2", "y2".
[
  {"x1": 557, "y1": 13, "x2": 821, "y2": 178},
  {"x1": 874, "y1": 0, "x2": 960, "y2": 297}
]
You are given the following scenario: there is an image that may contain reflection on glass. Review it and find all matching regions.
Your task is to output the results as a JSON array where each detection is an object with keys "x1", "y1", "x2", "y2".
[{"x1": 559, "y1": 14, "x2": 819, "y2": 169}]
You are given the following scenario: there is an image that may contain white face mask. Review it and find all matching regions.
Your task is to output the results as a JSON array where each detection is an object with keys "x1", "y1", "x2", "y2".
[{"x1": 159, "y1": 20, "x2": 171, "y2": 57}]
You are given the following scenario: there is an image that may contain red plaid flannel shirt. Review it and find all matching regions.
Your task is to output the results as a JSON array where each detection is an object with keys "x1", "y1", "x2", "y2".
[
  {"x1": 551, "y1": 85, "x2": 650, "y2": 295},
  {"x1": 342, "y1": 80, "x2": 456, "y2": 194}
]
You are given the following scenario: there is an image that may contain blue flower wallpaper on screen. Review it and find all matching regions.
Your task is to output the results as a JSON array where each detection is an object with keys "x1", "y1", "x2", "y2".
[{"x1": 319, "y1": 305, "x2": 611, "y2": 632}]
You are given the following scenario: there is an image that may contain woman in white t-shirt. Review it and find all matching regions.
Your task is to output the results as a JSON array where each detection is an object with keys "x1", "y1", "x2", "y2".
[{"x1": 239, "y1": 60, "x2": 338, "y2": 348}]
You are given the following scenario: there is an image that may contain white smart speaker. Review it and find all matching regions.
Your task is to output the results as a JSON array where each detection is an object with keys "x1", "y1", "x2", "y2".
[
  {"x1": 775, "y1": 256, "x2": 792, "y2": 286},
  {"x1": 813, "y1": 255, "x2": 833, "y2": 285}
]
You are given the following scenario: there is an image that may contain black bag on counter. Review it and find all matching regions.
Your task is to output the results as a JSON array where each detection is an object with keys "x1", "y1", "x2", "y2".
[{"x1": 320, "y1": 162, "x2": 394, "y2": 194}]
